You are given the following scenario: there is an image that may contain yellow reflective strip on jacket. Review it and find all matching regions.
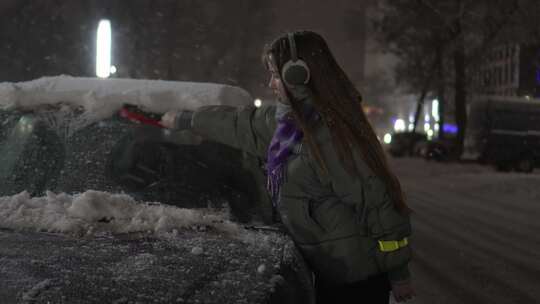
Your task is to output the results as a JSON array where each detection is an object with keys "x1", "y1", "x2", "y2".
[{"x1": 378, "y1": 238, "x2": 409, "y2": 252}]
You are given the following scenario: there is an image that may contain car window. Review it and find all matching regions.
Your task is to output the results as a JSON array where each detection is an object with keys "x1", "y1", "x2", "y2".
[
  {"x1": 0, "y1": 113, "x2": 64, "y2": 196},
  {"x1": 0, "y1": 114, "x2": 28, "y2": 181},
  {"x1": 107, "y1": 128, "x2": 266, "y2": 222},
  {"x1": 0, "y1": 109, "x2": 269, "y2": 224},
  {"x1": 492, "y1": 110, "x2": 530, "y2": 131}
]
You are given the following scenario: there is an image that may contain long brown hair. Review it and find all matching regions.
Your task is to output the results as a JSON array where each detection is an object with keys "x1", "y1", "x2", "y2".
[{"x1": 263, "y1": 31, "x2": 410, "y2": 215}]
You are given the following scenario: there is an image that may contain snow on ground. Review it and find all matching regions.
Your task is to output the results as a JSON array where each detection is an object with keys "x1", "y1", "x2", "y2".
[
  {"x1": 389, "y1": 157, "x2": 540, "y2": 304},
  {"x1": 0, "y1": 189, "x2": 274, "y2": 246},
  {"x1": 392, "y1": 158, "x2": 540, "y2": 200},
  {"x1": 21, "y1": 279, "x2": 52, "y2": 302}
]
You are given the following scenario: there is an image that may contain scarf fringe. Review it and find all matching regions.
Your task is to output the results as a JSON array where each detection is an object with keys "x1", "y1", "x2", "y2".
[
  {"x1": 267, "y1": 164, "x2": 287, "y2": 208},
  {"x1": 266, "y1": 107, "x2": 318, "y2": 208}
]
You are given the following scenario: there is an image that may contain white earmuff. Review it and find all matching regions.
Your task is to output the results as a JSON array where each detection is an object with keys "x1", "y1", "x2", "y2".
[{"x1": 281, "y1": 33, "x2": 311, "y2": 87}]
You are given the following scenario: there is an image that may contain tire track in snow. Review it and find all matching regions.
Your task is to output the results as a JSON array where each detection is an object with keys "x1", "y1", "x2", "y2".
[
  {"x1": 403, "y1": 180, "x2": 540, "y2": 233},
  {"x1": 404, "y1": 185, "x2": 540, "y2": 303},
  {"x1": 405, "y1": 183, "x2": 540, "y2": 244},
  {"x1": 413, "y1": 215, "x2": 539, "y2": 302},
  {"x1": 409, "y1": 191, "x2": 540, "y2": 279}
]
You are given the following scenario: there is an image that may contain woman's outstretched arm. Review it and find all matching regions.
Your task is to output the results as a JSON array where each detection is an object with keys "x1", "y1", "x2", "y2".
[{"x1": 163, "y1": 104, "x2": 276, "y2": 158}]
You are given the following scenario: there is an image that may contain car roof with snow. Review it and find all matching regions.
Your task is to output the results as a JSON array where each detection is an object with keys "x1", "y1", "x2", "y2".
[{"x1": 0, "y1": 75, "x2": 253, "y2": 114}]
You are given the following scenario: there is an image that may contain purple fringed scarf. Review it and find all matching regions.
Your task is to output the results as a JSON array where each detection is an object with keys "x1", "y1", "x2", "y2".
[{"x1": 266, "y1": 115, "x2": 304, "y2": 207}]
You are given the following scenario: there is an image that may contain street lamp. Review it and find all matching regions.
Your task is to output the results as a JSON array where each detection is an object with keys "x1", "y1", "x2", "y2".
[
  {"x1": 394, "y1": 119, "x2": 406, "y2": 132},
  {"x1": 432, "y1": 99, "x2": 440, "y2": 122},
  {"x1": 96, "y1": 19, "x2": 112, "y2": 78},
  {"x1": 254, "y1": 99, "x2": 262, "y2": 108}
]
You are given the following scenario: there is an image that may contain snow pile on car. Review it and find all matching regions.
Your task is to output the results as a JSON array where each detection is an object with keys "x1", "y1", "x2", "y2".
[
  {"x1": 0, "y1": 227, "x2": 310, "y2": 304},
  {"x1": 0, "y1": 75, "x2": 253, "y2": 122},
  {"x1": 0, "y1": 190, "x2": 262, "y2": 240}
]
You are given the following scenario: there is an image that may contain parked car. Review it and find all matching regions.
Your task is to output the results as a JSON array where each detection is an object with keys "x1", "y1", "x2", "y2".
[
  {"x1": 422, "y1": 136, "x2": 458, "y2": 162},
  {"x1": 0, "y1": 76, "x2": 271, "y2": 222},
  {"x1": 387, "y1": 131, "x2": 428, "y2": 157},
  {"x1": 463, "y1": 96, "x2": 540, "y2": 173},
  {"x1": 0, "y1": 76, "x2": 313, "y2": 303}
]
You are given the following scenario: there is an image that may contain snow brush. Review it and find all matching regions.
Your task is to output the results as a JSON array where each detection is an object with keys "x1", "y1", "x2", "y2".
[{"x1": 119, "y1": 106, "x2": 165, "y2": 128}]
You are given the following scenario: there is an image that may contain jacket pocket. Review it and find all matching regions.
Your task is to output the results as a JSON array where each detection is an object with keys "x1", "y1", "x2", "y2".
[
  {"x1": 303, "y1": 198, "x2": 326, "y2": 232},
  {"x1": 309, "y1": 198, "x2": 360, "y2": 234},
  {"x1": 365, "y1": 206, "x2": 385, "y2": 238}
]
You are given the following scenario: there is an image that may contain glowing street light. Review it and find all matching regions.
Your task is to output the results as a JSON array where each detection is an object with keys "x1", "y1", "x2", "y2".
[
  {"x1": 96, "y1": 20, "x2": 112, "y2": 78},
  {"x1": 384, "y1": 133, "x2": 392, "y2": 144},
  {"x1": 394, "y1": 119, "x2": 406, "y2": 132},
  {"x1": 432, "y1": 99, "x2": 440, "y2": 122},
  {"x1": 408, "y1": 114, "x2": 414, "y2": 131},
  {"x1": 254, "y1": 99, "x2": 262, "y2": 108}
]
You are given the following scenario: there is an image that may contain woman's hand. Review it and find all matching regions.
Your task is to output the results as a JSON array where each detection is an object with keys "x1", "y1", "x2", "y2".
[
  {"x1": 391, "y1": 280, "x2": 416, "y2": 302},
  {"x1": 160, "y1": 111, "x2": 178, "y2": 129},
  {"x1": 160, "y1": 110, "x2": 194, "y2": 130}
]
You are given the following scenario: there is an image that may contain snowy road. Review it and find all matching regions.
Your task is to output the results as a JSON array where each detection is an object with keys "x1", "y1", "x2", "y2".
[{"x1": 392, "y1": 158, "x2": 540, "y2": 304}]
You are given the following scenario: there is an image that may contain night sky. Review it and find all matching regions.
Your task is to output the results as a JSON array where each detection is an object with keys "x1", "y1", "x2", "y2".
[{"x1": 0, "y1": 0, "x2": 372, "y2": 101}]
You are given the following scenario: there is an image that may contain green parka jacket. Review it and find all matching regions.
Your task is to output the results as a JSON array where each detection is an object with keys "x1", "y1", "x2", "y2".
[{"x1": 188, "y1": 104, "x2": 412, "y2": 284}]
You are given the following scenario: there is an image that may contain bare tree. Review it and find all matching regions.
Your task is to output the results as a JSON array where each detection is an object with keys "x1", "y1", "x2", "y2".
[{"x1": 375, "y1": 0, "x2": 520, "y2": 157}]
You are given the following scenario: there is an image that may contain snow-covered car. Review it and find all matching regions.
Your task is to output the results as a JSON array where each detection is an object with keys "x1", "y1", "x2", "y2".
[{"x1": 0, "y1": 76, "x2": 314, "y2": 303}]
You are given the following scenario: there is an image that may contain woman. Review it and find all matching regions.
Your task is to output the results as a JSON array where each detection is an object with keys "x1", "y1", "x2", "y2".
[{"x1": 161, "y1": 31, "x2": 415, "y2": 303}]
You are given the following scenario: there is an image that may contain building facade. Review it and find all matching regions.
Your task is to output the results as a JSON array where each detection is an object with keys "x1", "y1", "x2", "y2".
[{"x1": 472, "y1": 44, "x2": 540, "y2": 98}]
